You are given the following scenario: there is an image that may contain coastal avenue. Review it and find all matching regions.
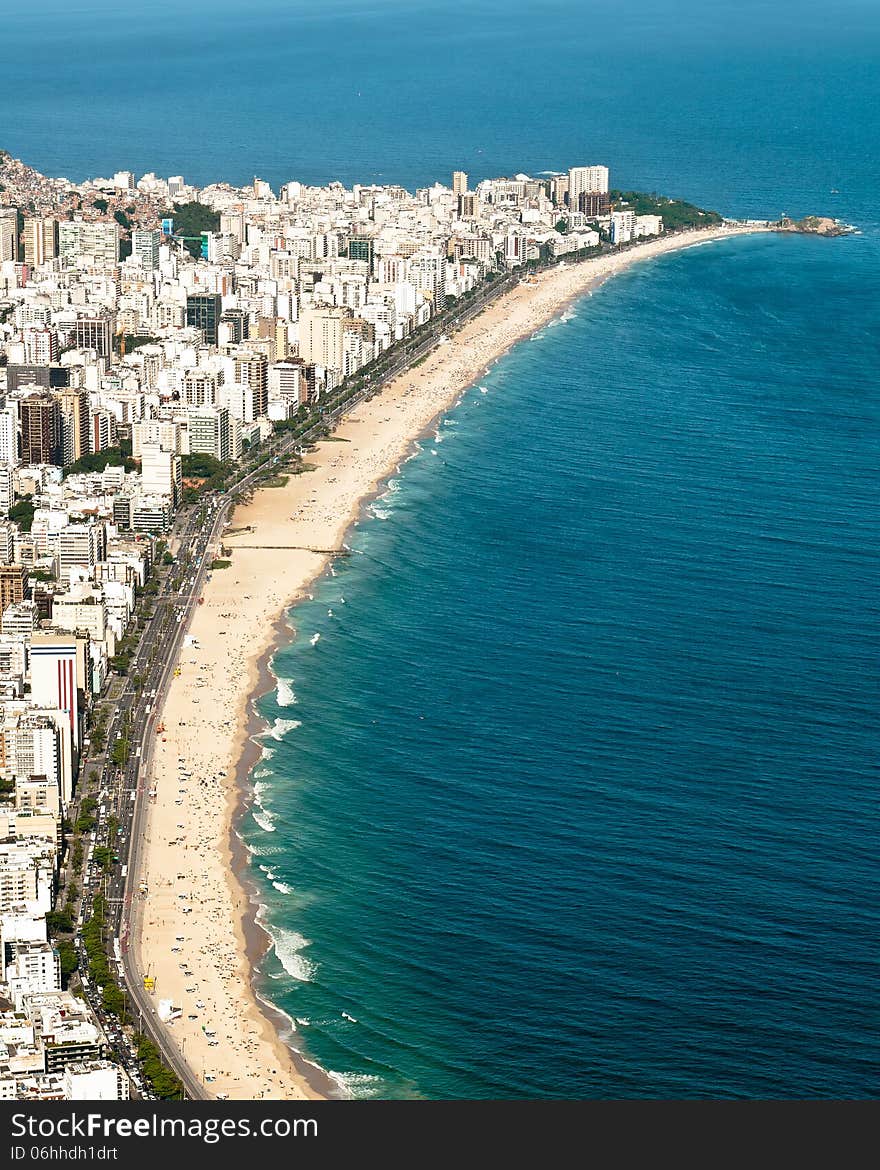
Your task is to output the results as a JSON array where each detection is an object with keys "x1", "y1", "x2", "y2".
[{"x1": 75, "y1": 262, "x2": 521, "y2": 1099}]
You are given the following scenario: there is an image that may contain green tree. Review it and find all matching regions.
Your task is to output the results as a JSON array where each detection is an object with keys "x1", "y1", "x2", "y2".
[
  {"x1": 609, "y1": 189, "x2": 722, "y2": 229},
  {"x1": 63, "y1": 449, "x2": 138, "y2": 477},
  {"x1": 8, "y1": 500, "x2": 36, "y2": 531},
  {"x1": 93, "y1": 846, "x2": 114, "y2": 872},
  {"x1": 57, "y1": 940, "x2": 78, "y2": 985},
  {"x1": 47, "y1": 909, "x2": 74, "y2": 934}
]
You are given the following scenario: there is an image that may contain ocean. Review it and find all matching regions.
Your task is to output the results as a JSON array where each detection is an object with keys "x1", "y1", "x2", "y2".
[
  {"x1": 248, "y1": 230, "x2": 879, "y2": 1098},
  {"x1": 8, "y1": 0, "x2": 878, "y2": 1098}
]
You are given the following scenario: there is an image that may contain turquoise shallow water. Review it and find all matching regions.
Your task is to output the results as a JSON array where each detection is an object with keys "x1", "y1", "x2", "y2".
[{"x1": 6, "y1": 0, "x2": 878, "y2": 1099}]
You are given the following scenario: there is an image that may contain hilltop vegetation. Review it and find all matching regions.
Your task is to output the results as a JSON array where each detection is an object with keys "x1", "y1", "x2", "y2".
[
  {"x1": 167, "y1": 201, "x2": 220, "y2": 256},
  {"x1": 611, "y1": 190, "x2": 722, "y2": 229}
]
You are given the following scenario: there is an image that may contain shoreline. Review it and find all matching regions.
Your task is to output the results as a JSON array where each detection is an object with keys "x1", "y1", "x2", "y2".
[{"x1": 134, "y1": 223, "x2": 769, "y2": 1099}]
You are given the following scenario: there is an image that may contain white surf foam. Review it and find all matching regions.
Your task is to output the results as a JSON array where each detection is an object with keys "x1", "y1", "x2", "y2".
[
  {"x1": 269, "y1": 717, "x2": 302, "y2": 740},
  {"x1": 272, "y1": 880, "x2": 293, "y2": 895},
  {"x1": 327, "y1": 1070, "x2": 386, "y2": 1100},
  {"x1": 275, "y1": 677, "x2": 297, "y2": 706},
  {"x1": 271, "y1": 927, "x2": 317, "y2": 982},
  {"x1": 252, "y1": 809, "x2": 276, "y2": 833}
]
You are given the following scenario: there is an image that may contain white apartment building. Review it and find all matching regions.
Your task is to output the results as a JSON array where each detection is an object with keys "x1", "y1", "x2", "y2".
[
  {"x1": 610, "y1": 209, "x2": 635, "y2": 244},
  {"x1": 132, "y1": 229, "x2": 161, "y2": 271},
  {"x1": 1, "y1": 718, "x2": 62, "y2": 798},
  {"x1": 0, "y1": 467, "x2": 14, "y2": 516},
  {"x1": 568, "y1": 165, "x2": 610, "y2": 200},
  {"x1": 0, "y1": 409, "x2": 19, "y2": 466},
  {"x1": 132, "y1": 420, "x2": 182, "y2": 456},
  {"x1": 188, "y1": 406, "x2": 232, "y2": 462},
  {"x1": 1, "y1": 601, "x2": 38, "y2": 640},
  {"x1": 5, "y1": 943, "x2": 61, "y2": 1009},
  {"x1": 63, "y1": 1061, "x2": 130, "y2": 1101},
  {"x1": 140, "y1": 442, "x2": 182, "y2": 505},
  {"x1": 297, "y1": 306, "x2": 351, "y2": 372},
  {"x1": 219, "y1": 381, "x2": 255, "y2": 424},
  {"x1": 268, "y1": 361, "x2": 306, "y2": 410},
  {"x1": 58, "y1": 523, "x2": 101, "y2": 580},
  {"x1": 0, "y1": 857, "x2": 41, "y2": 912},
  {"x1": 22, "y1": 328, "x2": 58, "y2": 365},
  {"x1": 58, "y1": 221, "x2": 120, "y2": 267},
  {"x1": 634, "y1": 214, "x2": 664, "y2": 237},
  {"x1": 50, "y1": 592, "x2": 110, "y2": 650}
]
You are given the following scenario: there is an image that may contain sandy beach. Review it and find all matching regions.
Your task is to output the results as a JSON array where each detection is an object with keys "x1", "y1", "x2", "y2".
[{"x1": 128, "y1": 223, "x2": 768, "y2": 1099}]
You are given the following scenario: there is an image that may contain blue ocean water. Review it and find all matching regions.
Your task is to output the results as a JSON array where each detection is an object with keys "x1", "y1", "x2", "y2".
[
  {"x1": 247, "y1": 230, "x2": 879, "y2": 1098},
  {"x1": 7, "y1": 0, "x2": 878, "y2": 1098}
]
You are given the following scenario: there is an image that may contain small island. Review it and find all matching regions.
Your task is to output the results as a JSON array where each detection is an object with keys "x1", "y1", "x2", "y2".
[{"x1": 776, "y1": 214, "x2": 855, "y2": 237}]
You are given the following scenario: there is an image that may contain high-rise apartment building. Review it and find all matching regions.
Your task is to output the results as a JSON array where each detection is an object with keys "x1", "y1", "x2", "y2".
[
  {"x1": 131, "y1": 229, "x2": 161, "y2": 271},
  {"x1": 182, "y1": 370, "x2": 219, "y2": 408},
  {"x1": 90, "y1": 410, "x2": 117, "y2": 454},
  {"x1": 567, "y1": 165, "x2": 610, "y2": 213},
  {"x1": 457, "y1": 193, "x2": 477, "y2": 219},
  {"x1": 186, "y1": 294, "x2": 222, "y2": 344},
  {"x1": 75, "y1": 313, "x2": 114, "y2": 359},
  {"x1": 610, "y1": 209, "x2": 635, "y2": 244},
  {"x1": 0, "y1": 564, "x2": 27, "y2": 613},
  {"x1": 233, "y1": 350, "x2": 269, "y2": 417},
  {"x1": 268, "y1": 361, "x2": 307, "y2": 409},
  {"x1": 188, "y1": 406, "x2": 232, "y2": 462},
  {"x1": 0, "y1": 208, "x2": 18, "y2": 263},
  {"x1": 0, "y1": 408, "x2": 17, "y2": 466},
  {"x1": 53, "y1": 389, "x2": 90, "y2": 465},
  {"x1": 140, "y1": 442, "x2": 181, "y2": 507},
  {"x1": 23, "y1": 327, "x2": 59, "y2": 365},
  {"x1": 29, "y1": 634, "x2": 81, "y2": 749},
  {"x1": 219, "y1": 308, "x2": 249, "y2": 345},
  {"x1": 23, "y1": 218, "x2": 59, "y2": 268},
  {"x1": 19, "y1": 393, "x2": 61, "y2": 466},
  {"x1": 453, "y1": 171, "x2": 469, "y2": 196},
  {"x1": 58, "y1": 221, "x2": 120, "y2": 266},
  {"x1": 0, "y1": 466, "x2": 14, "y2": 516},
  {"x1": 297, "y1": 307, "x2": 352, "y2": 374}
]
